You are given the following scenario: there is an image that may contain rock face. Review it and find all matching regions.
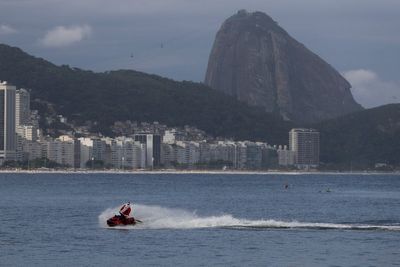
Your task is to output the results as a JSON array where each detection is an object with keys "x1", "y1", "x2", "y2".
[{"x1": 205, "y1": 10, "x2": 363, "y2": 123}]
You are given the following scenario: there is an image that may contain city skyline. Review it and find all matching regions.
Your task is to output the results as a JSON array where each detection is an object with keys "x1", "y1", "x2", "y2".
[{"x1": 3, "y1": 80, "x2": 304, "y2": 170}]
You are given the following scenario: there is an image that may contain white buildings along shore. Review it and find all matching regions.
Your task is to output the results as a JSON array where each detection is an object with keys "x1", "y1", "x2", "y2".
[{"x1": 0, "y1": 81, "x2": 320, "y2": 170}]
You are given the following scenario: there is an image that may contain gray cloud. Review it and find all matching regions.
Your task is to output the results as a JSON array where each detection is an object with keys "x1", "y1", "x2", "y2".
[
  {"x1": 39, "y1": 25, "x2": 92, "y2": 48},
  {"x1": 0, "y1": 24, "x2": 17, "y2": 35},
  {"x1": 344, "y1": 69, "x2": 400, "y2": 108},
  {"x1": 0, "y1": 0, "x2": 399, "y2": 108}
]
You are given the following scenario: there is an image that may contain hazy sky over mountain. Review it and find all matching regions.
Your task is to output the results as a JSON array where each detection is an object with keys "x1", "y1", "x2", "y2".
[{"x1": 0, "y1": 0, "x2": 399, "y2": 108}]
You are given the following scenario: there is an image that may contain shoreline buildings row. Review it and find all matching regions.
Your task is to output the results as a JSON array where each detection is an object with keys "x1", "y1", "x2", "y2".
[{"x1": 1, "y1": 81, "x2": 319, "y2": 170}]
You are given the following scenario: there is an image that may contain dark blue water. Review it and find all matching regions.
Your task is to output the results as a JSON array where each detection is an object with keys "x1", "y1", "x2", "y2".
[{"x1": 1, "y1": 173, "x2": 399, "y2": 266}]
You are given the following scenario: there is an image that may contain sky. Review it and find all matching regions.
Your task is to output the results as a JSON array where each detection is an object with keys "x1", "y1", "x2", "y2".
[{"x1": 0, "y1": 0, "x2": 399, "y2": 108}]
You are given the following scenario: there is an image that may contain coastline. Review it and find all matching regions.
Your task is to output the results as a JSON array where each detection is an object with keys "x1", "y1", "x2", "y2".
[{"x1": 0, "y1": 168, "x2": 399, "y2": 176}]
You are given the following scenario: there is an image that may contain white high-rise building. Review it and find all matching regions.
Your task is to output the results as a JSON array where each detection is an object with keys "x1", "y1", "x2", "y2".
[
  {"x1": 111, "y1": 137, "x2": 146, "y2": 169},
  {"x1": 124, "y1": 139, "x2": 145, "y2": 169},
  {"x1": 16, "y1": 125, "x2": 37, "y2": 141},
  {"x1": 289, "y1": 128, "x2": 320, "y2": 168},
  {"x1": 160, "y1": 143, "x2": 177, "y2": 167},
  {"x1": 277, "y1": 145, "x2": 295, "y2": 166},
  {"x1": 0, "y1": 81, "x2": 16, "y2": 163},
  {"x1": 134, "y1": 134, "x2": 161, "y2": 168},
  {"x1": 21, "y1": 140, "x2": 42, "y2": 161},
  {"x1": 42, "y1": 135, "x2": 78, "y2": 167},
  {"x1": 175, "y1": 141, "x2": 200, "y2": 166},
  {"x1": 78, "y1": 137, "x2": 107, "y2": 168}
]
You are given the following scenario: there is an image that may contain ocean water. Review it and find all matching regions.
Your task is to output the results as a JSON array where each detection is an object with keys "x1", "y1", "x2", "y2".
[{"x1": 0, "y1": 172, "x2": 399, "y2": 266}]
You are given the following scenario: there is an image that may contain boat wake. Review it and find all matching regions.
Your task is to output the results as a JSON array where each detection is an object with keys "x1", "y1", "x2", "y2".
[{"x1": 98, "y1": 204, "x2": 400, "y2": 231}]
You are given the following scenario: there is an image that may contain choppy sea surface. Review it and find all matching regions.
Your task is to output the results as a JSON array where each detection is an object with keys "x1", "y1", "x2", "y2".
[{"x1": 1, "y1": 172, "x2": 399, "y2": 266}]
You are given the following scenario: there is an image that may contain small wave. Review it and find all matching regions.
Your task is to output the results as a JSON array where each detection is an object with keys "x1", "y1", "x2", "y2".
[
  {"x1": 225, "y1": 223, "x2": 400, "y2": 231},
  {"x1": 98, "y1": 204, "x2": 400, "y2": 231}
]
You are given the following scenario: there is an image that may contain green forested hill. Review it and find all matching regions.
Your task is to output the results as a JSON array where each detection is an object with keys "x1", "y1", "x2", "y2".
[
  {"x1": 0, "y1": 43, "x2": 292, "y2": 144},
  {"x1": 1, "y1": 43, "x2": 399, "y2": 168},
  {"x1": 316, "y1": 104, "x2": 400, "y2": 168}
]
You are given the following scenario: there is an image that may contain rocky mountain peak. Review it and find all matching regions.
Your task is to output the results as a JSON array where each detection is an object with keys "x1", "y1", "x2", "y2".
[{"x1": 205, "y1": 10, "x2": 362, "y2": 123}]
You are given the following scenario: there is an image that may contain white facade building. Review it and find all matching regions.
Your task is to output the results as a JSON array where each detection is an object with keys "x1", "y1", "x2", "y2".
[
  {"x1": 134, "y1": 134, "x2": 161, "y2": 168},
  {"x1": 175, "y1": 141, "x2": 199, "y2": 165},
  {"x1": 42, "y1": 135, "x2": 77, "y2": 167},
  {"x1": 21, "y1": 140, "x2": 42, "y2": 161},
  {"x1": 277, "y1": 145, "x2": 295, "y2": 166},
  {"x1": 16, "y1": 125, "x2": 37, "y2": 141},
  {"x1": 289, "y1": 128, "x2": 320, "y2": 168},
  {"x1": 106, "y1": 137, "x2": 146, "y2": 169},
  {"x1": 78, "y1": 137, "x2": 107, "y2": 168}
]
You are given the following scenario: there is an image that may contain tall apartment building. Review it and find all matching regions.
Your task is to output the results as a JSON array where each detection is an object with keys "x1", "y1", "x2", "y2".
[
  {"x1": 111, "y1": 137, "x2": 146, "y2": 169},
  {"x1": 174, "y1": 141, "x2": 200, "y2": 166},
  {"x1": 134, "y1": 134, "x2": 161, "y2": 168},
  {"x1": 78, "y1": 137, "x2": 107, "y2": 168},
  {"x1": 207, "y1": 141, "x2": 247, "y2": 169},
  {"x1": 0, "y1": 81, "x2": 16, "y2": 163},
  {"x1": 16, "y1": 125, "x2": 37, "y2": 141},
  {"x1": 277, "y1": 145, "x2": 295, "y2": 166},
  {"x1": 15, "y1": 88, "x2": 30, "y2": 127},
  {"x1": 289, "y1": 128, "x2": 320, "y2": 168},
  {"x1": 21, "y1": 140, "x2": 42, "y2": 161},
  {"x1": 161, "y1": 143, "x2": 177, "y2": 167},
  {"x1": 14, "y1": 88, "x2": 42, "y2": 162},
  {"x1": 245, "y1": 142, "x2": 262, "y2": 169},
  {"x1": 42, "y1": 135, "x2": 80, "y2": 168}
]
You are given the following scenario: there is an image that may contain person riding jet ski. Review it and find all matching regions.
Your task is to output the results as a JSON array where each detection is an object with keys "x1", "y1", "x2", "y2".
[
  {"x1": 119, "y1": 202, "x2": 135, "y2": 223},
  {"x1": 107, "y1": 202, "x2": 142, "y2": 227}
]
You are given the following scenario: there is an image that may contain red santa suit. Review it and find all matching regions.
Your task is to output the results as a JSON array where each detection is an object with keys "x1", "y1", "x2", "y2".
[{"x1": 119, "y1": 202, "x2": 132, "y2": 218}]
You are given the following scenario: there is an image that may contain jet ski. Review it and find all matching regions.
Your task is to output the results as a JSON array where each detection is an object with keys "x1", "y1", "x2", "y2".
[{"x1": 107, "y1": 215, "x2": 141, "y2": 227}]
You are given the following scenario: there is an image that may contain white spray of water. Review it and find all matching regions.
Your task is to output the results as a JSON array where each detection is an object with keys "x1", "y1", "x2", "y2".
[{"x1": 98, "y1": 204, "x2": 400, "y2": 231}]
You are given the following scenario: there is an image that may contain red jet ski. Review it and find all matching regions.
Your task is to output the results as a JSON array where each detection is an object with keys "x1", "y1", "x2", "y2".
[{"x1": 107, "y1": 215, "x2": 141, "y2": 227}]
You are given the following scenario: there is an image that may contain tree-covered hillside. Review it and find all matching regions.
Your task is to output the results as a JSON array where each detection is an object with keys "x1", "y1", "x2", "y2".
[
  {"x1": 2, "y1": 43, "x2": 399, "y2": 168},
  {"x1": 316, "y1": 104, "x2": 400, "y2": 168},
  {"x1": 0, "y1": 43, "x2": 292, "y2": 144}
]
